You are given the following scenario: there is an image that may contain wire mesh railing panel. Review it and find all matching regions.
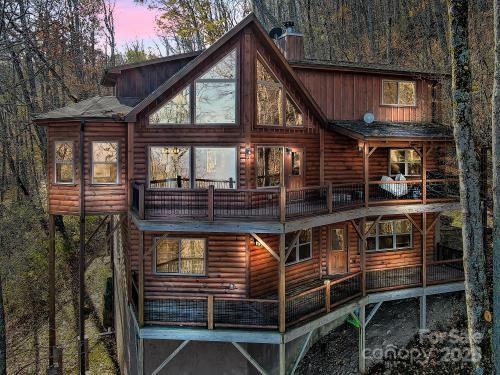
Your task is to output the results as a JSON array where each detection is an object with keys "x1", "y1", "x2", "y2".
[
  {"x1": 366, "y1": 266, "x2": 422, "y2": 291},
  {"x1": 330, "y1": 273, "x2": 362, "y2": 305},
  {"x1": 427, "y1": 260, "x2": 464, "y2": 284},
  {"x1": 426, "y1": 179, "x2": 460, "y2": 200},
  {"x1": 214, "y1": 189, "x2": 280, "y2": 219},
  {"x1": 144, "y1": 297, "x2": 208, "y2": 325},
  {"x1": 286, "y1": 186, "x2": 328, "y2": 217},
  {"x1": 331, "y1": 183, "x2": 364, "y2": 209},
  {"x1": 286, "y1": 287, "x2": 326, "y2": 325},
  {"x1": 369, "y1": 181, "x2": 423, "y2": 202},
  {"x1": 214, "y1": 299, "x2": 278, "y2": 328},
  {"x1": 145, "y1": 189, "x2": 208, "y2": 218}
]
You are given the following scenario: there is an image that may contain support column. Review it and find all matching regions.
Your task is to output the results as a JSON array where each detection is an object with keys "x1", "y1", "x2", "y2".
[
  {"x1": 78, "y1": 120, "x2": 86, "y2": 375},
  {"x1": 422, "y1": 212, "x2": 427, "y2": 288},
  {"x1": 279, "y1": 342, "x2": 286, "y2": 375},
  {"x1": 363, "y1": 143, "x2": 369, "y2": 207},
  {"x1": 279, "y1": 233, "x2": 286, "y2": 333},
  {"x1": 360, "y1": 217, "x2": 367, "y2": 296},
  {"x1": 422, "y1": 143, "x2": 427, "y2": 204},
  {"x1": 419, "y1": 295, "x2": 427, "y2": 333},
  {"x1": 138, "y1": 337, "x2": 144, "y2": 375},
  {"x1": 139, "y1": 230, "x2": 145, "y2": 326},
  {"x1": 359, "y1": 304, "x2": 366, "y2": 374},
  {"x1": 48, "y1": 214, "x2": 56, "y2": 368}
]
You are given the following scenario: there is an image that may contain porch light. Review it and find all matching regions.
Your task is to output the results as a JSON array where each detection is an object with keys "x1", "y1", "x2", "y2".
[
  {"x1": 245, "y1": 146, "x2": 252, "y2": 158},
  {"x1": 253, "y1": 237, "x2": 262, "y2": 247}
]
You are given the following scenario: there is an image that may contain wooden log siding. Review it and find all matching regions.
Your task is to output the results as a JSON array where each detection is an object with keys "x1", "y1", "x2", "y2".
[
  {"x1": 294, "y1": 69, "x2": 434, "y2": 122},
  {"x1": 47, "y1": 122, "x2": 128, "y2": 215},
  {"x1": 249, "y1": 228, "x2": 321, "y2": 298},
  {"x1": 319, "y1": 213, "x2": 437, "y2": 276}
]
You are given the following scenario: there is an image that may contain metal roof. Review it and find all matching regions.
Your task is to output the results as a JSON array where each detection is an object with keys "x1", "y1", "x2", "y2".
[
  {"x1": 34, "y1": 96, "x2": 141, "y2": 121},
  {"x1": 329, "y1": 120, "x2": 452, "y2": 140}
]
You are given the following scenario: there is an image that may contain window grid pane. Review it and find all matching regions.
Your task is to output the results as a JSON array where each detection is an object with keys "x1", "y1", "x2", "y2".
[
  {"x1": 149, "y1": 146, "x2": 190, "y2": 188},
  {"x1": 92, "y1": 142, "x2": 118, "y2": 184},
  {"x1": 149, "y1": 86, "x2": 190, "y2": 124},
  {"x1": 367, "y1": 220, "x2": 412, "y2": 251}
]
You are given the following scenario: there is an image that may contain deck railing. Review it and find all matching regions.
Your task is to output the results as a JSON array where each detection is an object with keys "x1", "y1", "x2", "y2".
[
  {"x1": 137, "y1": 260, "x2": 463, "y2": 331},
  {"x1": 132, "y1": 178, "x2": 458, "y2": 221}
]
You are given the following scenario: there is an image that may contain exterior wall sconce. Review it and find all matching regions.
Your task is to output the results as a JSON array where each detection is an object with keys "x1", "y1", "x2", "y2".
[
  {"x1": 245, "y1": 147, "x2": 252, "y2": 159},
  {"x1": 228, "y1": 283, "x2": 236, "y2": 290},
  {"x1": 253, "y1": 237, "x2": 262, "y2": 247}
]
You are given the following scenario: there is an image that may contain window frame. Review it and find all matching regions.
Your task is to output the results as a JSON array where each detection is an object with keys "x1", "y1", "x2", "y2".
[
  {"x1": 381, "y1": 79, "x2": 417, "y2": 107},
  {"x1": 255, "y1": 145, "x2": 284, "y2": 188},
  {"x1": 91, "y1": 141, "x2": 120, "y2": 185},
  {"x1": 54, "y1": 140, "x2": 75, "y2": 185},
  {"x1": 389, "y1": 148, "x2": 422, "y2": 177},
  {"x1": 147, "y1": 47, "x2": 239, "y2": 127},
  {"x1": 148, "y1": 145, "x2": 239, "y2": 189},
  {"x1": 256, "y1": 54, "x2": 304, "y2": 128},
  {"x1": 153, "y1": 237, "x2": 207, "y2": 276},
  {"x1": 285, "y1": 228, "x2": 313, "y2": 266},
  {"x1": 365, "y1": 219, "x2": 413, "y2": 252}
]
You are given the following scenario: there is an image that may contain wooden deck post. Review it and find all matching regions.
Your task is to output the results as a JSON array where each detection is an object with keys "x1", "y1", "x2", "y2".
[
  {"x1": 360, "y1": 217, "x2": 367, "y2": 296},
  {"x1": 359, "y1": 304, "x2": 366, "y2": 373},
  {"x1": 363, "y1": 143, "x2": 369, "y2": 207},
  {"x1": 138, "y1": 231, "x2": 145, "y2": 326},
  {"x1": 138, "y1": 184, "x2": 145, "y2": 220},
  {"x1": 78, "y1": 120, "x2": 86, "y2": 375},
  {"x1": 279, "y1": 233, "x2": 286, "y2": 333},
  {"x1": 208, "y1": 185, "x2": 214, "y2": 221},
  {"x1": 48, "y1": 214, "x2": 56, "y2": 368},
  {"x1": 422, "y1": 143, "x2": 427, "y2": 204},
  {"x1": 207, "y1": 295, "x2": 214, "y2": 329},
  {"x1": 422, "y1": 212, "x2": 427, "y2": 287},
  {"x1": 419, "y1": 295, "x2": 427, "y2": 332},
  {"x1": 280, "y1": 186, "x2": 286, "y2": 223},
  {"x1": 327, "y1": 182, "x2": 333, "y2": 213},
  {"x1": 324, "y1": 280, "x2": 331, "y2": 313}
]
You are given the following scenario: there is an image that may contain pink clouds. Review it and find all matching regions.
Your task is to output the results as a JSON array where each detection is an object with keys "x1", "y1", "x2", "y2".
[{"x1": 114, "y1": 0, "x2": 160, "y2": 45}]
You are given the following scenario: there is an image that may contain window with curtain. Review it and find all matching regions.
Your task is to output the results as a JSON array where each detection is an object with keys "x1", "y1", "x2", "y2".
[
  {"x1": 365, "y1": 219, "x2": 412, "y2": 251},
  {"x1": 149, "y1": 146, "x2": 190, "y2": 188},
  {"x1": 155, "y1": 238, "x2": 206, "y2": 275},
  {"x1": 92, "y1": 142, "x2": 118, "y2": 184},
  {"x1": 54, "y1": 141, "x2": 74, "y2": 184}
]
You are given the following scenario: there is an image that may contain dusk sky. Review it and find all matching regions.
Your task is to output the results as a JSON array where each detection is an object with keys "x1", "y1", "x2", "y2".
[{"x1": 113, "y1": 0, "x2": 161, "y2": 52}]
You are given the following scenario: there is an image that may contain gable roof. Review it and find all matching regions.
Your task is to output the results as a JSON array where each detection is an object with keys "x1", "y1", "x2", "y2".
[
  {"x1": 34, "y1": 96, "x2": 140, "y2": 122},
  {"x1": 329, "y1": 120, "x2": 452, "y2": 141},
  {"x1": 123, "y1": 13, "x2": 328, "y2": 124}
]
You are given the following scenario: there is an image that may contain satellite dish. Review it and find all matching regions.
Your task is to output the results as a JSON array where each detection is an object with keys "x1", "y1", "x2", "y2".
[
  {"x1": 363, "y1": 112, "x2": 375, "y2": 124},
  {"x1": 269, "y1": 27, "x2": 283, "y2": 40}
]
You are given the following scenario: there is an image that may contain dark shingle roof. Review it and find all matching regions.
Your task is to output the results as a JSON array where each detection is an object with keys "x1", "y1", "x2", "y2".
[
  {"x1": 34, "y1": 96, "x2": 141, "y2": 121},
  {"x1": 329, "y1": 120, "x2": 452, "y2": 140}
]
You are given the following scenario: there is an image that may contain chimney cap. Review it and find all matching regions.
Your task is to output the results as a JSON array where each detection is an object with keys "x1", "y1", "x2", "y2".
[{"x1": 283, "y1": 21, "x2": 294, "y2": 29}]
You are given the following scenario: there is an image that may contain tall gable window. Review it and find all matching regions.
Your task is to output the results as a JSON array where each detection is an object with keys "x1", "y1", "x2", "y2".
[
  {"x1": 382, "y1": 80, "x2": 416, "y2": 106},
  {"x1": 148, "y1": 49, "x2": 237, "y2": 125},
  {"x1": 54, "y1": 141, "x2": 74, "y2": 184},
  {"x1": 149, "y1": 86, "x2": 190, "y2": 124},
  {"x1": 92, "y1": 142, "x2": 119, "y2": 184},
  {"x1": 256, "y1": 57, "x2": 303, "y2": 127}
]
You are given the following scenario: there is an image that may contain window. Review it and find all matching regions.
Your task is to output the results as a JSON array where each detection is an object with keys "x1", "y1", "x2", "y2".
[
  {"x1": 291, "y1": 151, "x2": 301, "y2": 176},
  {"x1": 194, "y1": 147, "x2": 237, "y2": 188},
  {"x1": 54, "y1": 141, "x2": 74, "y2": 184},
  {"x1": 331, "y1": 228, "x2": 346, "y2": 251},
  {"x1": 256, "y1": 146, "x2": 283, "y2": 187},
  {"x1": 149, "y1": 146, "x2": 190, "y2": 188},
  {"x1": 285, "y1": 229, "x2": 312, "y2": 265},
  {"x1": 382, "y1": 80, "x2": 416, "y2": 106},
  {"x1": 366, "y1": 219, "x2": 412, "y2": 251},
  {"x1": 256, "y1": 57, "x2": 303, "y2": 127},
  {"x1": 155, "y1": 238, "x2": 206, "y2": 275},
  {"x1": 390, "y1": 149, "x2": 421, "y2": 176},
  {"x1": 92, "y1": 142, "x2": 118, "y2": 184},
  {"x1": 149, "y1": 86, "x2": 190, "y2": 124},
  {"x1": 195, "y1": 49, "x2": 237, "y2": 124}
]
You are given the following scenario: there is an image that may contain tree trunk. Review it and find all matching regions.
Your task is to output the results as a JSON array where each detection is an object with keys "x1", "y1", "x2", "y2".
[
  {"x1": 492, "y1": 1, "x2": 500, "y2": 373},
  {"x1": 0, "y1": 277, "x2": 6, "y2": 375},
  {"x1": 447, "y1": 1, "x2": 492, "y2": 373}
]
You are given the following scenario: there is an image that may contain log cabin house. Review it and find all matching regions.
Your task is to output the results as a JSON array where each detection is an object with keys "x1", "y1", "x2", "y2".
[{"x1": 35, "y1": 13, "x2": 464, "y2": 375}]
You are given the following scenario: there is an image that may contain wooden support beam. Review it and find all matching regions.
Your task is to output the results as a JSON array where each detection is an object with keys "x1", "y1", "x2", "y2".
[
  {"x1": 138, "y1": 184, "x2": 145, "y2": 219},
  {"x1": 285, "y1": 230, "x2": 302, "y2": 261},
  {"x1": 365, "y1": 302, "x2": 382, "y2": 326},
  {"x1": 367, "y1": 146, "x2": 378, "y2": 158},
  {"x1": 419, "y1": 295, "x2": 427, "y2": 332},
  {"x1": 250, "y1": 233, "x2": 280, "y2": 261},
  {"x1": 151, "y1": 340, "x2": 190, "y2": 375},
  {"x1": 320, "y1": 128, "x2": 325, "y2": 185},
  {"x1": 279, "y1": 343, "x2": 286, "y2": 375},
  {"x1": 358, "y1": 304, "x2": 366, "y2": 373},
  {"x1": 422, "y1": 212, "x2": 427, "y2": 288},
  {"x1": 232, "y1": 342, "x2": 268, "y2": 375},
  {"x1": 327, "y1": 182, "x2": 333, "y2": 213},
  {"x1": 324, "y1": 280, "x2": 331, "y2": 313},
  {"x1": 363, "y1": 144, "x2": 369, "y2": 207},
  {"x1": 426, "y1": 212, "x2": 442, "y2": 233},
  {"x1": 208, "y1": 185, "x2": 214, "y2": 221},
  {"x1": 360, "y1": 217, "x2": 367, "y2": 296},
  {"x1": 127, "y1": 122, "x2": 135, "y2": 205},
  {"x1": 279, "y1": 233, "x2": 286, "y2": 333},
  {"x1": 78, "y1": 120, "x2": 86, "y2": 375},
  {"x1": 207, "y1": 295, "x2": 214, "y2": 330},
  {"x1": 350, "y1": 219, "x2": 363, "y2": 240},
  {"x1": 84, "y1": 215, "x2": 109, "y2": 248},
  {"x1": 280, "y1": 186, "x2": 287, "y2": 223},
  {"x1": 48, "y1": 214, "x2": 56, "y2": 368},
  {"x1": 404, "y1": 213, "x2": 423, "y2": 234},
  {"x1": 291, "y1": 331, "x2": 314, "y2": 375},
  {"x1": 138, "y1": 231, "x2": 144, "y2": 326},
  {"x1": 365, "y1": 215, "x2": 383, "y2": 237},
  {"x1": 422, "y1": 143, "x2": 427, "y2": 204}
]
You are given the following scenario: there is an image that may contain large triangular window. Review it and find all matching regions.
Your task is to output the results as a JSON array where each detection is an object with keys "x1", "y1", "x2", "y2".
[
  {"x1": 148, "y1": 49, "x2": 237, "y2": 126},
  {"x1": 256, "y1": 57, "x2": 303, "y2": 127}
]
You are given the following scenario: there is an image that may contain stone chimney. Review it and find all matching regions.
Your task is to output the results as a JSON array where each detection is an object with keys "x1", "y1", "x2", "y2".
[{"x1": 276, "y1": 21, "x2": 304, "y2": 61}]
